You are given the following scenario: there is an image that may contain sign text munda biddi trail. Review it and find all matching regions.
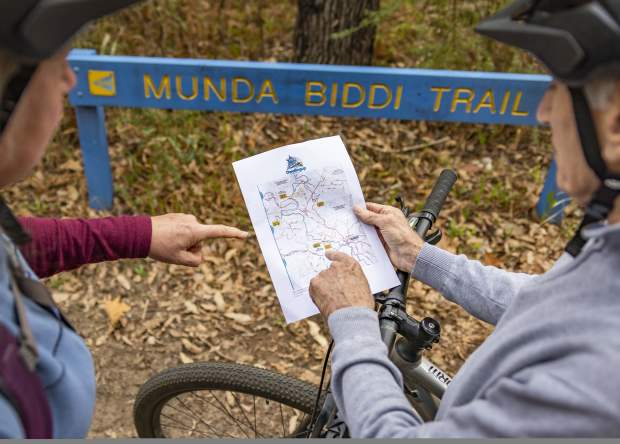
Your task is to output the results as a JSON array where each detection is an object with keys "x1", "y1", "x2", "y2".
[
  {"x1": 138, "y1": 73, "x2": 532, "y2": 117},
  {"x1": 81, "y1": 57, "x2": 543, "y2": 125}
]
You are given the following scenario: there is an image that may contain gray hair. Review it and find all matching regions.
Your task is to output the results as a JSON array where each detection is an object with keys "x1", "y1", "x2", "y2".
[{"x1": 585, "y1": 74, "x2": 620, "y2": 111}]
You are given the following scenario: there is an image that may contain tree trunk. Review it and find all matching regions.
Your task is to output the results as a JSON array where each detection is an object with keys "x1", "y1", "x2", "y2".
[{"x1": 294, "y1": 0, "x2": 380, "y2": 65}]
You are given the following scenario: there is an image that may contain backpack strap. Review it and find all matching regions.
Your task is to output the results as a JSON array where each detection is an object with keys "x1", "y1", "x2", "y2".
[
  {"x1": 0, "y1": 226, "x2": 54, "y2": 437},
  {"x1": 0, "y1": 324, "x2": 53, "y2": 438},
  {"x1": 0, "y1": 265, "x2": 54, "y2": 438}
]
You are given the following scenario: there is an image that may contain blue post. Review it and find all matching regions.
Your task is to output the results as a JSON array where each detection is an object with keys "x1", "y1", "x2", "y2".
[
  {"x1": 536, "y1": 159, "x2": 570, "y2": 224},
  {"x1": 75, "y1": 106, "x2": 113, "y2": 210}
]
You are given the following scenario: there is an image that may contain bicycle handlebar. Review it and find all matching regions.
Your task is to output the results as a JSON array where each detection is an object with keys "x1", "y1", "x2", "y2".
[
  {"x1": 421, "y1": 169, "x2": 457, "y2": 221},
  {"x1": 379, "y1": 169, "x2": 457, "y2": 350}
]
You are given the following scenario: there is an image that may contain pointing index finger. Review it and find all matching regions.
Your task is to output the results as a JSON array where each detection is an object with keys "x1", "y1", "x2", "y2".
[
  {"x1": 195, "y1": 224, "x2": 249, "y2": 239},
  {"x1": 325, "y1": 250, "x2": 353, "y2": 263}
]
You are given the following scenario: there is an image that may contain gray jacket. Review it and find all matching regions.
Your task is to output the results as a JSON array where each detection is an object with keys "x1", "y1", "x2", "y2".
[{"x1": 328, "y1": 223, "x2": 620, "y2": 437}]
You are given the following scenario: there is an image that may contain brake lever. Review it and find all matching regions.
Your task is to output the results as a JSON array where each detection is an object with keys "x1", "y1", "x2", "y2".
[
  {"x1": 424, "y1": 228, "x2": 442, "y2": 245},
  {"x1": 395, "y1": 195, "x2": 411, "y2": 218}
]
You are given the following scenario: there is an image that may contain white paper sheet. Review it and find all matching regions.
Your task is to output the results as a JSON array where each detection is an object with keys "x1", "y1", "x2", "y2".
[{"x1": 233, "y1": 135, "x2": 400, "y2": 323}]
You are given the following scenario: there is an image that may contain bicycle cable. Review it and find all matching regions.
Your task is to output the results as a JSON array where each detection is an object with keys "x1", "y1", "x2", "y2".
[{"x1": 308, "y1": 338, "x2": 334, "y2": 436}]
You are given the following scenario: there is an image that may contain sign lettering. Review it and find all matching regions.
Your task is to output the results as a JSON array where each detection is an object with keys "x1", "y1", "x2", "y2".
[{"x1": 71, "y1": 52, "x2": 549, "y2": 126}]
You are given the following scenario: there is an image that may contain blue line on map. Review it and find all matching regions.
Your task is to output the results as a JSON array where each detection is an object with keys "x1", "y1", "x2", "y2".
[{"x1": 258, "y1": 186, "x2": 295, "y2": 290}]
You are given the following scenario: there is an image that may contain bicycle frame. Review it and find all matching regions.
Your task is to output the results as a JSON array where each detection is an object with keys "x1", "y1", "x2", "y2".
[{"x1": 391, "y1": 349, "x2": 451, "y2": 420}]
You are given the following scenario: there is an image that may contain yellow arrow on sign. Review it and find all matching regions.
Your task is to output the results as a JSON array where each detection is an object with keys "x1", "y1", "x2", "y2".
[{"x1": 88, "y1": 70, "x2": 116, "y2": 96}]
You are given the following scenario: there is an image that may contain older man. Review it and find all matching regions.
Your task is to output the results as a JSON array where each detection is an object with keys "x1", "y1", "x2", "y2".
[{"x1": 310, "y1": 0, "x2": 620, "y2": 437}]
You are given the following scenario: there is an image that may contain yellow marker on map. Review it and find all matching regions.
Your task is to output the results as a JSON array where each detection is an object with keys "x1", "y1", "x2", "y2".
[
  {"x1": 317, "y1": 201, "x2": 325, "y2": 207},
  {"x1": 279, "y1": 193, "x2": 288, "y2": 199},
  {"x1": 313, "y1": 242, "x2": 321, "y2": 248},
  {"x1": 272, "y1": 221, "x2": 280, "y2": 227}
]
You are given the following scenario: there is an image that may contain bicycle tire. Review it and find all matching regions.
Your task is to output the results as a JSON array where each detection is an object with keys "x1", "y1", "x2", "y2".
[{"x1": 134, "y1": 362, "x2": 319, "y2": 438}]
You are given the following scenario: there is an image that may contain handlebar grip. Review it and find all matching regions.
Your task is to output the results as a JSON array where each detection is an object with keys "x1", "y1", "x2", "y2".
[{"x1": 421, "y1": 169, "x2": 457, "y2": 219}]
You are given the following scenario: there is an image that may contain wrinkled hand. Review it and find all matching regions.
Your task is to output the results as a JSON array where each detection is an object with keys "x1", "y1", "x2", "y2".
[
  {"x1": 149, "y1": 213, "x2": 248, "y2": 267},
  {"x1": 309, "y1": 251, "x2": 374, "y2": 319},
  {"x1": 354, "y1": 203, "x2": 423, "y2": 272}
]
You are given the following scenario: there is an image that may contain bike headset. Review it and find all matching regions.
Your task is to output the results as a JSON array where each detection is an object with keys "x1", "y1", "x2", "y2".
[{"x1": 475, "y1": 0, "x2": 620, "y2": 257}]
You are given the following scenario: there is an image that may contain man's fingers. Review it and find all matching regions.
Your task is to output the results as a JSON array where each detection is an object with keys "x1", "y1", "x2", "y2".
[
  {"x1": 325, "y1": 250, "x2": 354, "y2": 263},
  {"x1": 194, "y1": 224, "x2": 249, "y2": 240},
  {"x1": 366, "y1": 202, "x2": 403, "y2": 217},
  {"x1": 354, "y1": 205, "x2": 385, "y2": 226},
  {"x1": 365, "y1": 202, "x2": 388, "y2": 213}
]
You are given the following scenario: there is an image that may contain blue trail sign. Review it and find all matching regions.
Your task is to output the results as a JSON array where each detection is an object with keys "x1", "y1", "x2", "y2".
[{"x1": 67, "y1": 49, "x2": 564, "y2": 221}]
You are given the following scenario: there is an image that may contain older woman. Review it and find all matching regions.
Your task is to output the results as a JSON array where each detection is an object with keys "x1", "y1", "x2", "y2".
[{"x1": 0, "y1": 0, "x2": 247, "y2": 437}]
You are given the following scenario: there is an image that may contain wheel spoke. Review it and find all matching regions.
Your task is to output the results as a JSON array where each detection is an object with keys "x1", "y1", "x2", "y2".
[
  {"x1": 159, "y1": 412, "x2": 198, "y2": 433},
  {"x1": 253, "y1": 395, "x2": 257, "y2": 438},
  {"x1": 186, "y1": 390, "x2": 256, "y2": 438},
  {"x1": 279, "y1": 402, "x2": 285, "y2": 437},
  {"x1": 170, "y1": 395, "x2": 236, "y2": 438},
  {"x1": 230, "y1": 391, "x2": 263, "y2": 438},
  {"x1": 159, "y1": 413, "x2": 210, "y2": 437},
  {"x1": 185, "y1": 391, "x2": 240, "y2": 430},
  {"x1": 206, "y1": 391, "x2": 252, "y2": 438}
]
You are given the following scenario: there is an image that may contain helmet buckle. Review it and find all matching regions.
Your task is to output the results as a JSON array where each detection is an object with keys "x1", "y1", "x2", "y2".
[{"x1": 604, "y1": 178, "x2": 620, "y2": 191}]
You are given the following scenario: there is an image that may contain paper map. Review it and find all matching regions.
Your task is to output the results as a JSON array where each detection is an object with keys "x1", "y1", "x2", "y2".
[{"x1": 233, "y1": 136, "x2": 399, "y2": 323}]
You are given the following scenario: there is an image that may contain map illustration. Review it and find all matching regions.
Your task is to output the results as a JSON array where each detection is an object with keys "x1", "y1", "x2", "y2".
[{"x1": 258, "y1": 159, "x2": 377, "y2": 294}]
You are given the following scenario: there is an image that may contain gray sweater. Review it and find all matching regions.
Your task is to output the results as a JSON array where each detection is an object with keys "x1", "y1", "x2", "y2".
[{"x1": 328, "y1": 223, "x2": 620, "y2": 437}]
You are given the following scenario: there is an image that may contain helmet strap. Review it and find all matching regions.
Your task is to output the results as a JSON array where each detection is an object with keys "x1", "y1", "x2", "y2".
[
  {"x1": 0, "y1": 65, "x2": 36, "y2": 132},
  {"x1": 565, "y1": 87, "x2": 620, "y2": 257}
]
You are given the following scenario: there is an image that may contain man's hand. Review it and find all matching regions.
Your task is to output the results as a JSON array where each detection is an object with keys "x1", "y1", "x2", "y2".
[
  {"x1": 354, "y1": 203, "x2": 424, "y2": 272},
  {"x1": 149, "y1": 213, "x2": 248, "y2": 267},
  {"x1": 309, "y1": 251, "x2": 374, "y2": 319}
]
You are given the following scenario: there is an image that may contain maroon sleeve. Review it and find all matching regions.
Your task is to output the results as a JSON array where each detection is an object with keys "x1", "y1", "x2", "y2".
[{"x1": 17, "y1": 216, "x2": 152, "y2": 278}]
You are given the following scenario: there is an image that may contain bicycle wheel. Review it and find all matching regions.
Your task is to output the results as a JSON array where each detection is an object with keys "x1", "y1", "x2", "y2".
[{"x1": 134, "y1": 362, "x2": 319, "y2": 438}]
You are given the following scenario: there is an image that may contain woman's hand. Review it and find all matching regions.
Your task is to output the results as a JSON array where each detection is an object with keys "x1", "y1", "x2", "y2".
[
  {"x1": 354, "y1": 203, "x2": 424, "y2": 272},
  {"x1": 149, "y1": 214, "x2": 248, "y2": 266}
]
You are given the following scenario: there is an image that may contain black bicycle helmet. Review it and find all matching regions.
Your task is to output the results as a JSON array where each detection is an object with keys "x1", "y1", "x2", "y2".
[
  {"x1": 0, "y1": 0, "x2": 143, "y2": 244},
  {"x1": 476, "y1": 0, "x2": 620, "y2": 256},
  {"x1": 0, "y1": 0, "x2": 143, "y2": 130}
]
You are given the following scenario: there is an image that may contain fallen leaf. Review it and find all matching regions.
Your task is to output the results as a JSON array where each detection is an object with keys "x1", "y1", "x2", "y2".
[
  {"x1": 182, "y1": 338, "x2": 203, "y2": 354},
  {"x1": 184, "y1": 300, "x2": 199, "y2": 314},
  {"x1": 103, "y1": 297, "x2": 130, "y2": 327},
  {"x1": 59, "y1": 159, "x2": 82, "y2": 172},
  {"x1": 224, "y1": 312, "x2": 252, "y2": 323},
  {"x1": 53, "y1": 292, "x2": 70, "y2": 304},
  {"x1": 213, "y1": 292, "x2": 226, "y2": 311},
  {"x1": 307, "y1": 320, "x2": 329, "y2": 348},
  {"x1": 224, "y1": 248, "x2": 238, "y2": 262},
  {"x1": 116, "y1": 274, "x2": 131, "y2": 291},
  {"x1": 179, "y1": 352, "x2": 194, "y2": 364},
  {"x1": 482, "y1": 253, "x2": 503, "y2": 267}
]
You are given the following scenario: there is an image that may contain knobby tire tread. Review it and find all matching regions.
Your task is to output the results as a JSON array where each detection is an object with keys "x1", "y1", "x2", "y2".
[{"x1": 133, "y1": 361, "x2": 319, "y2": 437}]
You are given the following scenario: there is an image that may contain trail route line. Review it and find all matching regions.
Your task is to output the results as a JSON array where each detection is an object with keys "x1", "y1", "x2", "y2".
[{"x1": 258, "y1": 165, "x2": 376, "y2": 295}]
